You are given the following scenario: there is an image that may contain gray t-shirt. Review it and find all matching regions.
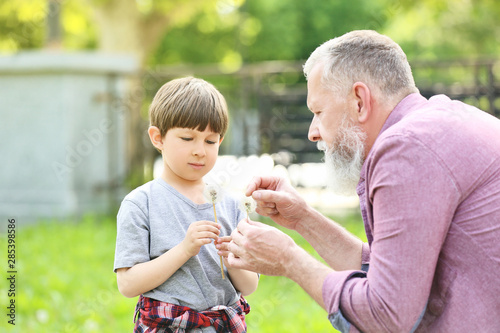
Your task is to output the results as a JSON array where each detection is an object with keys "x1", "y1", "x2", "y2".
[{"x1": 114, "y1": 178, "x2": 245, "y2": 312}]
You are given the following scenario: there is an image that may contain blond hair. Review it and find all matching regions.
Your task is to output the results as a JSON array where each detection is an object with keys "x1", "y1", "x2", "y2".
[
  {"x1": 303, "y1": 30, "x2": 418, "y2": 99},
  {"x1": 149, "y1": 77, "x2": 229, "y2": 138}
]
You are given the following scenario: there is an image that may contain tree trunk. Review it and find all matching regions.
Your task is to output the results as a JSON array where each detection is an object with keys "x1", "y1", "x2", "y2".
[{"x1": 45, "y1": 0, "x2": 62, "y2": 49}]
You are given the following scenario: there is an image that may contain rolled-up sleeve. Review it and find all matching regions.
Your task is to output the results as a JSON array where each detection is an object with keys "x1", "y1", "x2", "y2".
[{"x1": 323, "y1": 271, "x2": 367, "y2": 332}]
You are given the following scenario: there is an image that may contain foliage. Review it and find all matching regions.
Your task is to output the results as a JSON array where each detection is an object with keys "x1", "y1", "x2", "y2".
[
  {"x1": 0, "y1": 0, "x2": 96, "y2": 51},
  {"x1": 382, "y1": 0, "x2": 500, "y2": 60},
  {"x1": 3, "y1": 1, "x2": 499, "y2": 63},
  {"x1": 0, "y1": 212, "x2": 364, "y2": 332},
  {"x1": 150, "y1": 0, "x2": 500, "y2": 68},
  {"x1": 0, "y1": 0, "x2": 45, "y2": 51},
  {"x1": 151, "y1": 0, "x2": 387, "y2": 66}
]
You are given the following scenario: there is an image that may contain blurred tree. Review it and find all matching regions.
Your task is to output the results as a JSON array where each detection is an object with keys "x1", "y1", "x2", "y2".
[
  {"x1": 381, "y1": 0, "x2": 500, "y2": 59},
  {"x1": 2, "y1": 0, "x2": 499, "y2": 64},
  {"x1": 151, "y1": 0, "x2": 500, "y2": 67},
  {"x1": 87, "y1": 0, "x2": 215, "y2": 64},
  {"x1": 152, "y1": 0, "x2": 387, "y2": 67},
  {"x1": 0, "y1": 0, "x2": 96, "y2": 51}
]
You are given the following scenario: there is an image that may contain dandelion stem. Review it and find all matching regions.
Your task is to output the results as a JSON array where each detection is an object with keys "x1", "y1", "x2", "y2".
[{"x1": 213, "y1": 203, "x2": 225, "y2": 279}]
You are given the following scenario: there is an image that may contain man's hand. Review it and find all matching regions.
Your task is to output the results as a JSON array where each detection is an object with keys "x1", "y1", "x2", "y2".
[
  {"x1": 227, "y1": 218, "x2": 297, "y2": 277},
  {"x1": 245, "y1": 176, "x2": 310, "y2": 231}
]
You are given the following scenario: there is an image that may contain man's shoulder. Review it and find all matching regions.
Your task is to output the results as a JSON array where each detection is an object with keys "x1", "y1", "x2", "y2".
[
  {"x1": 379, "y1": 96, "x2": 463, "y2": 146},
  {"x1": 369, "y1": 94, "x2": 500, "y2": 181},
  {"x1": 385, "y1": 95, "x2": 498, "y2": 147}
]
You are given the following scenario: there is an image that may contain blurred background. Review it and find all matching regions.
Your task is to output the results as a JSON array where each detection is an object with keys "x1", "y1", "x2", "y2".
[{"x1": 0, "y1": 0, "x2": 499, "y2": 332}]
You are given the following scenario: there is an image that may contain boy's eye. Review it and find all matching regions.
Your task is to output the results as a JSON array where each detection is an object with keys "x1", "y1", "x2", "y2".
[
  {"x1": 181, "y1": 137, "x2": 193, "y2": 141},
  {"x1": 206, "y1": 140, "x2": 216, "y2": 145}
]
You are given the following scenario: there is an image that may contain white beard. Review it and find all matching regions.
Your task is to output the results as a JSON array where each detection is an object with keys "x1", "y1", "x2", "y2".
[{"x1": 317, "y1": 115, "x2": 366, "y2": 196}]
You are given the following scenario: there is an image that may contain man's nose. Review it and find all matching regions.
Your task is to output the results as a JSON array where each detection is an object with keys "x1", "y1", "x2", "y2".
[{"x1": 308, "y1": 118, "x2": 320, "y2": 142}]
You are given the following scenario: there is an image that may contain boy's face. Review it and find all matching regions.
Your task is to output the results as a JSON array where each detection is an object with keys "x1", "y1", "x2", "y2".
[{"x1": 162, "y1": 126, "x2": 222, "y2": 184}]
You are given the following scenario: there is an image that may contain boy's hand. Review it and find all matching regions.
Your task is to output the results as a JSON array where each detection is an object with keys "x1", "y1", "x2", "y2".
[
  {"x1": 215, "y1": 236, "x2": 232, "y2": 258},
  {"x1": 181, "y1": 221, "x2": 221, "y2": 257}
]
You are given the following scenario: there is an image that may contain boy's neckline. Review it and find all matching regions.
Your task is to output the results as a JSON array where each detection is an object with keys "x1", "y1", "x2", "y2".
[{"x1": 155, "y1": 178, "x2": 212, "y2": 209}]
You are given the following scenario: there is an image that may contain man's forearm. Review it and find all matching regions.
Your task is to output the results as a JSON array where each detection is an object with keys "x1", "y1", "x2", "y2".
[
  {"x1": 295, "y1": 207, "x2": 363, "y2": 271},
  {"x1": 285, "y1": 244, "x2": 333, "y2": 309}
]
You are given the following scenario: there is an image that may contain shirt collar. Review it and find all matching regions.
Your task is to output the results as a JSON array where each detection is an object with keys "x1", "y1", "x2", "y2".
[
  {"x1": 358, "y1": 93, "x2": 427, "y2": 186},
  {"x1": 379, "y1": 93, "x2": 427, "y2": 135}
]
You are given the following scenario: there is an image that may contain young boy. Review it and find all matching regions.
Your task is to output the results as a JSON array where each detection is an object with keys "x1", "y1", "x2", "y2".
[{"x1": 114, "y1": 77, "x2": 259, "y2": 332}]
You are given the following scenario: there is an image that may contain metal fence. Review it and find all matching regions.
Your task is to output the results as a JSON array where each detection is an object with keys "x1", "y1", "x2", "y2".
[{"x1": 146, "y1": 59, "x2": 500, "y2": 163}]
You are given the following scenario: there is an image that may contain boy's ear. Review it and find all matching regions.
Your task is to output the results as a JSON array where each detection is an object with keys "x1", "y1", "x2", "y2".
[
  {"x1": 148, "y1": 126, "x2": 164, "y2": 151},
  {"x1": 219, "y1": 136, "x2": 224, "y2": 145}
]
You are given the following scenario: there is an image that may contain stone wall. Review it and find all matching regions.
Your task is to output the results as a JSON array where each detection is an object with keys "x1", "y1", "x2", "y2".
[{"x1": 0, "y1": 52, "x2": 138, "y2": 224}]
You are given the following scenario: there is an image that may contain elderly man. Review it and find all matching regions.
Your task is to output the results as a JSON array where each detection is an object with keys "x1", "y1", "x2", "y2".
[{"x1": 225, "y1": 30, "x2": 500, "y2": 332}]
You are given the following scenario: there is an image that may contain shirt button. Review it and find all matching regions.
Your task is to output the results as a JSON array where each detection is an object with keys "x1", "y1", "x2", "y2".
[{"x1": 427, "y1": 298, "x2": 444, "y2": 316}]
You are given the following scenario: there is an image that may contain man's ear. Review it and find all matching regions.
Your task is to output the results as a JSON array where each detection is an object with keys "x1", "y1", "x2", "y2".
[
  {"x1": 352, "y1": 82, "x2": 372, "y2": 124},
  {"x1": 148, "y1": 126, "x2": 164, "y2": 151}
]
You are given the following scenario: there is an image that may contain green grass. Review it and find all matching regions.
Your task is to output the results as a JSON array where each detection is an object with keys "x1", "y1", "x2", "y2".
[{"x1": 0, "y1": 212, "x2": 365, "y2": 332}]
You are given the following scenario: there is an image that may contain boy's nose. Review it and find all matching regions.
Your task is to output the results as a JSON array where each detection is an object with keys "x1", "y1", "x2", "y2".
[{"x1": 192, "y1": 143, "x2": 206, "y2": 157}]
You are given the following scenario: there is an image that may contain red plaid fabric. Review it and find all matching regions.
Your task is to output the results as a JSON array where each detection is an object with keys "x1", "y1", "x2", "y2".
[{"x1": 133, "y1": 295, "x2": 250, "y2": 333}]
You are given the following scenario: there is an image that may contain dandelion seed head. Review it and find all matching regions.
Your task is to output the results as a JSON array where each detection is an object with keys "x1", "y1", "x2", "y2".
[
  {"x1": 240, "y1": 196, "x2": 256, "y2": 214},
  {"x1": 203, "y1": 183, "x2": 223, "y2": 203}
]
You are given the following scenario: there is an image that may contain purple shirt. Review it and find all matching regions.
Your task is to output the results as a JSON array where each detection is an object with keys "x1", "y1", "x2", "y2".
[{"x1": 323, "y1": 93, "x2": 500, "y2": 332}]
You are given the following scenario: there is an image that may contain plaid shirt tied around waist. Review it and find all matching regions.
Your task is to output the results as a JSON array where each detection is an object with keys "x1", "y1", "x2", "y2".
[{"x1": 134, "y1": 295, "x2": 251, "y2": 333}]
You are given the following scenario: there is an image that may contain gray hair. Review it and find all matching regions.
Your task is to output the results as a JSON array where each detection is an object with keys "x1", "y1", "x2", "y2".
[{"x1": 303, "y1": 30, "x2": 418, "y2": 98}]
